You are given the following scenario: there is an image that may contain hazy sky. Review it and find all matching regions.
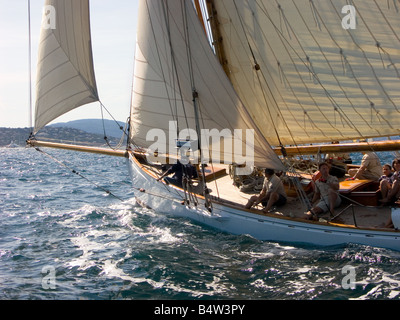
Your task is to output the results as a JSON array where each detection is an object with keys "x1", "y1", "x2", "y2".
[{"x1": 0, "y1": 0, "x2": 139, "y2": 128}]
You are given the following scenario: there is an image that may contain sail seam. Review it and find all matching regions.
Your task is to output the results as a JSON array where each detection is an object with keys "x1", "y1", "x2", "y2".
[
  {"x1": 289, "y1": 0, "x2": 375, "y2": 134},
  {"x1": 256, "y1": 1, "x2": 336, "y2": 138},
  {"x1": 219, "y1": 0, "x2": 306, "y2": 145},
  {"x1": 303, "y1": 1, "x2": 390, "y2": 139},
  {"x1": 144, "y1": 0, "x2": 186, "y2": 132},
  {"x1": 329, "y1": 0, "x2": 400, "y2": 113},
  {"x1": 233, "y1": 0, "x2": 285, "y2": 147},
  {"x1": 36, "y1": 88, "x2": 93, "y2": 119},
  {"x1": 36, "y1": 73, "x2": 82, "y2": 101}
]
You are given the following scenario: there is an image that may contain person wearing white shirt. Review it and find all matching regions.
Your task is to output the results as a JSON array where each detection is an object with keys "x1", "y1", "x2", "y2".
[
  {"x1": 348, "y1": 152, "x2": 382, "y2": 181},
  {"x1": 245, "y1": 168, "x2": 287, "y2": 213},
  {"x1": 304, "y1": 162, "x2": 341, "y2": 220}
]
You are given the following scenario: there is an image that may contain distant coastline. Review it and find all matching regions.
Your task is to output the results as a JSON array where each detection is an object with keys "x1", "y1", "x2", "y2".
[{"x1": 0, "y1": 119, "x2": 126, "y2": 147}]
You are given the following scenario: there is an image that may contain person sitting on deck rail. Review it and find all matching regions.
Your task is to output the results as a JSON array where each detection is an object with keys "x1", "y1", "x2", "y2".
[
  {"x1": 245, "y1": 168, "x2": 287, "y2": 213},
  {"x1": 347, "y1": 151, "x2": 382, "y2": 181},
  {"x1": 157, "y1": 160, "x2": 198, "y2": 188},
  {"x1": 380, "y1": 158, "x2": 400, "y2": 205},
  {"x1": 303, "y1": 162, "x2": 341, "y2": 221}
]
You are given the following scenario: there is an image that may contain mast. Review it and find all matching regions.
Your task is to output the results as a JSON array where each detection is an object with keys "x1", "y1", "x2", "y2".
[
  {"x1": 27, "y1": 0, "x2": 33, "y2": 133},
  {"x1": 193, "y1": 0, "x2": 207, "y2": 35},
  {"x1": 204, "y1": 0, "x2": 230, "y2": 79}
]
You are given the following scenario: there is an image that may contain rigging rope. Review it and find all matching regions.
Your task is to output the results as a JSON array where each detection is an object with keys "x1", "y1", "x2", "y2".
[
  {"x1": 32, "y1": 147, "x2": 195, "y2": 207},
  {"x1": 328, "y1": 0, "x2": 400, "y2": 114},
  {"x1": 147, "y1": 0, "x2": 190, "y2": 133},
  {"x1": 245, "y1": 0, "x2": 391, "y2": 155},
  {"x1": 99, "y1": 101, "x2": 130, "y2": 151},
  {"x1": 186, "y1": 23, "x2": 214, "y2": 211},
  {"x1": 233, "y1": 1, "x2": 283, "y2": 147},
  {"x1": 156, "y1": 0, "x2": 213, "y2": 212},
  {"x1": 27, "y1": 0, "x2": 33, "y2": 134},
  {"x1": 33, "y1": 147, "x2": 125, "y2": 202}
]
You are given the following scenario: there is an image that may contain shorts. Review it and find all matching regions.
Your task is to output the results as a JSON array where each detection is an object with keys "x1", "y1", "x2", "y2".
[
  {"x1": 262, "y1": 193, "x2": 287, "y2": 207},
  {"x1": 316, "y1": 195, "x2": 341, "y2": 213}
]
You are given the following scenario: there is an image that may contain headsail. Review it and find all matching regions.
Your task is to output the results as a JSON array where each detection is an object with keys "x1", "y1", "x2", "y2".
[
  {"x1": 130, "y1": 0, "x2": 285, "y2": 171},
  {"x1": 34, "y1": 0, "x2": 99, "y2": 133},
  {"x1": 212, "y1": 0, "x2": 400, "y2": 146}
]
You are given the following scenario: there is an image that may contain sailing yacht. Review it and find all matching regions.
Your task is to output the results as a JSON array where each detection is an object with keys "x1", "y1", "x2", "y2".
[{"x1": 28, "y1": 0, "x2": 400, "y2": 251}]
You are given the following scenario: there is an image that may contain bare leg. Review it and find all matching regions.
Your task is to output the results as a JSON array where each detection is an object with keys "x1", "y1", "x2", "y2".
[
  {"x1": 263, "y1": 192, "x2": 278, "y2": 212},
  {"x1": 385, "y1": 217, "x2": 394, "y2": 228},
  {"x1": 245, "y1": 195, "x2": 259, "y2": 209},
  {"x1": 303, "y1": 206, "x2": 323, "y2": 220},
  {"x1": 380, "y1": 180, "x2": 390, "y2": 199},
  {"x1": 328, "y1": 189, "x2": 338, "y2": 216},
  {"x1": 382, "y1": 180, "x2": 400, "y2": 203},
  {"x1": 394, "y1": 181, "x2": 400, "y2": 199}
]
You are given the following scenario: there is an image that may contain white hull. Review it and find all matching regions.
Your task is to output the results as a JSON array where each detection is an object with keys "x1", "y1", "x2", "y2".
[{"x1": 127, "y1": 154, "x2": 400, "y2": 251}]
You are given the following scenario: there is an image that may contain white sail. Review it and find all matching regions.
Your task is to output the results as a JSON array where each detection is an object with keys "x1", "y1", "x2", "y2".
[
  {"x1": 34, "y1": 0, "x2": 98, "y2": 133},
  {"x1": 212, "y1": 0, "x2": 400, "y2": 146},
  {"x1": 130, "y1": 0, "x2": 285, "y2": 171}
]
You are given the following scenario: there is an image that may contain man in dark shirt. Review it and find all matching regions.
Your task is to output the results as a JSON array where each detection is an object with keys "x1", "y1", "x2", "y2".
[{"x1": 157, "y1": 161, "x2": 198, "y2": 188}]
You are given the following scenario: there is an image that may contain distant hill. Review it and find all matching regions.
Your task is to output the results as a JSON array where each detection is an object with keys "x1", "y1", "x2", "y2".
[
  {"x1": 50, "y1": 119, "x2": 126, "y2": 139},
  {"x1": 0, "y1": 119, "x2": 127, "y2": 147}
]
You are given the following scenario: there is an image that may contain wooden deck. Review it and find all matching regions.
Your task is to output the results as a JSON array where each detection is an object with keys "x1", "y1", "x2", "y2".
[{"x1": 143, "y1": 162, "x2": 393, "y2": 231}]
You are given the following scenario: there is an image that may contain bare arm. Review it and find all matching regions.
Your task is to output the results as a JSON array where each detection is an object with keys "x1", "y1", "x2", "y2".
[
  {"x1": 254, "y1": 189, "x2": 267, "y2": 206},
  {"x1": 353, "y1": 165, "x2": 366, "y2": 180},
  {"x1": 328, "y1": 180, "x2": 340, "y2": 191}
]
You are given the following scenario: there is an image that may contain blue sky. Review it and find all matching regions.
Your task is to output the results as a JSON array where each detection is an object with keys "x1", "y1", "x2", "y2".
[{"x1": 0, "y1": 0, "x2": 138, "y2": 128}]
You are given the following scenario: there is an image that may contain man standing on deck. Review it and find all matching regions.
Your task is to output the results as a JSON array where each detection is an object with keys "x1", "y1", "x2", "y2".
[{"x1": 304, "y1": 162, "x2": 341, "y2": 220}]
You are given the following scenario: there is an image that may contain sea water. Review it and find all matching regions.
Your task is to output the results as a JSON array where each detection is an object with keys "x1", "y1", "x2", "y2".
[{"x1": 1, "y1": 147, "x2": 400, "y2": 300}]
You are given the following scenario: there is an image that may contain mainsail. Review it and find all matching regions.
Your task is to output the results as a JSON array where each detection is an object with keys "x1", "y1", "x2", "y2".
[
  {"x1": 34, "y1": 0, "x2": 99, "y2": 133},
  {"x1": 212, "y1": 0, "x2": 400, "y2": 146},
  {"x1": 130, "y1": 0, "x2": 285, "y2": 171}
]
